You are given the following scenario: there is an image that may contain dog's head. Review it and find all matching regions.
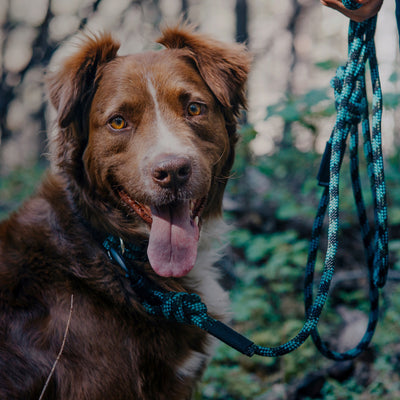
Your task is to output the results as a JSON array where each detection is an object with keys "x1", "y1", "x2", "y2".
[{"x1": 48, "y1": 26, "x2": 250, "y2": 277}]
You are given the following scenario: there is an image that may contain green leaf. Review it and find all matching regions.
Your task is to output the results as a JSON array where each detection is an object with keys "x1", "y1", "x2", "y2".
[
  {"x1": 389, "y1": 71, "x2": 399, "y2": 83},
  {"x1": 315, "y1": 59, "x2": 341, "y2": 70},
  {"x1": 229, "y1": 229, "x2": 252, "y2": 248},
  {"x1": 245, "y1": 235, "x2": 272, "y2": 263},
  {"x1": 383, "y1": 92, "x2": 400, "y2": 110}
]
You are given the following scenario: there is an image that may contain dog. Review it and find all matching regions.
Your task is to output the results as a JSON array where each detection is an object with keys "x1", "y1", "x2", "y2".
[{"x1": 0, "y1": 26, "x2": 250, "y2": 399}]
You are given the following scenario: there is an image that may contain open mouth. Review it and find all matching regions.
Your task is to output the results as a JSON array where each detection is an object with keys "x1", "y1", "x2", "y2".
[{"x1": 118, "y1": 190, "x2": 205, "y2": 278}]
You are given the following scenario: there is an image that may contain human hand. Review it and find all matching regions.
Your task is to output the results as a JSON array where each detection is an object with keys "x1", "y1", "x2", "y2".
[{"x1": 320, "y1": 0, "x2": 384, "y2": 22}]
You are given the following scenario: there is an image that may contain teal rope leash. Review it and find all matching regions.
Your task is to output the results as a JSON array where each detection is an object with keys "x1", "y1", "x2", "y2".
[
  {"x1": 254, "y1": 6, "x2": 387, "y2": 358},
  {"x1": 305, "y1": 13, "x2": 388, "y2": 361},
  {"x1": 103, "y1": 1, "x2": 388, "y2": 360}
]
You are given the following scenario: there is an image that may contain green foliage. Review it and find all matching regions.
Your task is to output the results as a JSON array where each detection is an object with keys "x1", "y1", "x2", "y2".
[
  {"x1": 265, "y1": 88, "x2": 335, "y2": 135},
  {"x1": 0, "y1": 165, "x2": 46, "y2": 220},
  {"x1": 384, "y1": 153, "x2": 400, "y2": 225},
  {"x1": 383, "y1": 92, "x2": 400, "y2": 110},
  {"x1": 200, "y1": 70, "x2": 400, "y2": 397},
  {"x1": 256, "y1": 147, "x2": 321, "y2": 221},
  {"x1": 230, "y1": 229, "x2": 308, "y2": 281},
  {"x1": 315, "y1": 59, "x2": 341, "y2": 71},
  {"x1": 200, "y1": 363, "x2": 264, "y2": 400},
  {"x1": 200, "y1": 141, "x2": 400, "y2": 398}
]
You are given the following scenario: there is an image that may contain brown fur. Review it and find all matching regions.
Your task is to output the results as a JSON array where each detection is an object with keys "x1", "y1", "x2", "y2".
[{"x1": 0, "y1": 26, "x2": 250, "y2": 399}]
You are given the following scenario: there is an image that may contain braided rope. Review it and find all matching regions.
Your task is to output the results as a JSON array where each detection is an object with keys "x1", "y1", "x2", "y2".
[
  {"x1": 103, "y1": 1, "x2": 388, "y2": 360},
  {"x1": 304, "y1": 13, "x2": 388, "y2": 361}
]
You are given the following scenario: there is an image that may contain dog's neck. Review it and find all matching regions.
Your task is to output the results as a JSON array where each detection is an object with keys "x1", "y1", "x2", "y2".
[{"x1": 56, "y1": 171, "x2": 148, "y2": 243}]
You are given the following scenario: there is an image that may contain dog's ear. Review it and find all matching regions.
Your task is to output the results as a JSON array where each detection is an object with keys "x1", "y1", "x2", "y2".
[
  {"x1": 157, "y1": 26, "x2": 251, "y2": 116},
  {"x1": 47, "y1": 33, "x2": 120, "y2": 130}
]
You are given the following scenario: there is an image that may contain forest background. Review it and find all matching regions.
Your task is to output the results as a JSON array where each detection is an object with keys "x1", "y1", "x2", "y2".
[{"x1": 1, "y1": 0, "x2": 400, "y2": 398}]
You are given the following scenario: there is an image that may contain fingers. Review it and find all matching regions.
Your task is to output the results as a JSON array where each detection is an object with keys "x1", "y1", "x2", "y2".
[{"x1": 321, "y1": 0, "x2": 384, "y2": 22}]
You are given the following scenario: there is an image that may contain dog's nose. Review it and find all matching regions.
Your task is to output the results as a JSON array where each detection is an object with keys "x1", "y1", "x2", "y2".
[{"x1": 151, "y1": 156, "x2": 192, "y2": 189}]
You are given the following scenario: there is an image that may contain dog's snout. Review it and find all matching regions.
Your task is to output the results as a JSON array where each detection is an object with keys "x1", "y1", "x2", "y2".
[{"x1": 151, "y1": 156, "x2": 192, "y2": 189}]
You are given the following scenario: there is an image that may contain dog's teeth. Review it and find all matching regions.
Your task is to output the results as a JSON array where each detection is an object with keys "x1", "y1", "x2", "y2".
[{"x1": 194, "y1": 216, "x2": 199, "y2": 227}]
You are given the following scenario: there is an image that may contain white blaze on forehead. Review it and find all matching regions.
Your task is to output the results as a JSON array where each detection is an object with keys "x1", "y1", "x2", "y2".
[
  {"x1": 145, "y1": 78, "x2": 200, "y2": 278},
  {"x1": 147, "y1": 78, "x2": 188, "y2": 153}
]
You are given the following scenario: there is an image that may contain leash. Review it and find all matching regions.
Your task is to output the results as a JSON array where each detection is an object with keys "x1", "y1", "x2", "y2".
[
  {"x1": 305, "y1": 7, "x2": 388, "y2": 360},
  {"x1": 103, "y1": 0, "x2": 388, "y2": 360}
]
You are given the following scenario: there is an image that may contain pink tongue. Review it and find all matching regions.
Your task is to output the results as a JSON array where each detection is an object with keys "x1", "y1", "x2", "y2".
[{"x1": 147, "y1": 201, "x2": 199, "y2": 277}]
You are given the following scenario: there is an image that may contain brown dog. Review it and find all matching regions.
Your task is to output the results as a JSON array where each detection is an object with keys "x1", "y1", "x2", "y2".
[{"x1": 0, "y1": 26, "x2": 250, "y2": 399}]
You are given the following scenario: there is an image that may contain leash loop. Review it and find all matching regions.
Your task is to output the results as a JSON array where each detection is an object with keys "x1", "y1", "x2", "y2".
[{"x1": 304, "y1": 13, "x2": 388, "y2": 360}]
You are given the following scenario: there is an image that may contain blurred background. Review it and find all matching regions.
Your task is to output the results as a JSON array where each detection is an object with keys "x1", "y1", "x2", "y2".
[{"x1": 1, "y1": 0, "x2": 400, "y2": 398}]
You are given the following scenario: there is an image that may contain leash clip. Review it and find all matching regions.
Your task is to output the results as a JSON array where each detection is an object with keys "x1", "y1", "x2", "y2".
[{"x1": 119, "y1": 237, "x2": 126, "y2": 255}]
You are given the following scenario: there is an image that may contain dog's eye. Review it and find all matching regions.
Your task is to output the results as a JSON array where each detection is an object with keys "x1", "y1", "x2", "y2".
[
  {"x1": 187, "y1": 102, "x2": 203, "y2": 117},
  {"x1": 109, "y1": 116, "x2": 127, "y2": 130}
]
